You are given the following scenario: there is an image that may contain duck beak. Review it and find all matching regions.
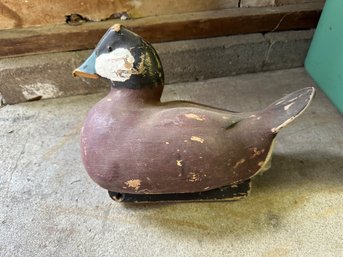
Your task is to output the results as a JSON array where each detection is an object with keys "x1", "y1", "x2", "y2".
[{"x1": 72, "y1": 51, "x2": 99, "y2": 79}]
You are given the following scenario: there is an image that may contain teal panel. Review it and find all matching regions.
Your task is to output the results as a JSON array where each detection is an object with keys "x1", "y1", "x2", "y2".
[{"x1": 305, "y1": 0, "x2": 343, "y2": 114}]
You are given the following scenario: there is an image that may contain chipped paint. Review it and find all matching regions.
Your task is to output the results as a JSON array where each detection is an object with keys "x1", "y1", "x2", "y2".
[
  {"x1": 222, "y1": 116, "x2": 230, "y2": 120},
  {"x1": 132, "y1": 53, "x2": 146, "y2": 75},
  {"x1": 95, "y1": 48, "x2": 135, "y2": 82},
  {"x1": 107, "y1": 98, "x2": 112, "y2": 101},
  {"x1": 184, "y1": 113, "x2": 205, "y2": 121},
  {"x1": 165, "y1": 142, "x2": 169, "y2": 144},
  {"x1": 271, "y1": 116, "x2": 295, "y2": 133},
  {"x1": 287, "y1": 96, "x2": 298, "y2": 103},
  {"x1": 251, "y1": 147, "x2": 265, "y2": 158},
  {"x1": 190, "y1": 136, "x2": 204, "y2": 143},
  {"x1": 284, "y1": 102, "x2": 295, "y2": 111},
  {"x1": 111, "y1": 23, "x2": 121, "y2": 32},
  {"x1": 188, "y1": 172, "x2": 200, "y2": 182},
  {"x1": 234, "y1": 158, "x2": 246, "y2": 169},
  {"x1": 83, "y1": 146, "x2": 87, "y2": 156},
  {"x1": 271, "y1": 87, "x2": 315, "y2": 133},
  {"x1": 176, "y1": 160, "x2": 183, "y2": 167},
  {"x1": 125, "y1": 179, "x2": 141, "y2": 191},
  {"x1": 275, "y1": 99, "x2": 285, "y2": 105},
  {"x1": 184, "y1": 140, "x2": 188, "y2": 143},
  {"x1": 254, "y1": 139, "x2": 276, "y2": 176}
]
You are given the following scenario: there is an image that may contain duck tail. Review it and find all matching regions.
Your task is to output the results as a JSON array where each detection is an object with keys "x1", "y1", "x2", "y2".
[{"x1": 256, "y1": 87, "x2": 315, "y2": 134}]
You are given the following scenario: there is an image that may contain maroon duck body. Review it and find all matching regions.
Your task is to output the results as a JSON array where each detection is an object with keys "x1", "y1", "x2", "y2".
[
  {"x1": 80, "y1": 85, "x2": 314, "y2": 194},
  {"x1": 73, "y1": 24, "x2": 315, "y2": 198}
]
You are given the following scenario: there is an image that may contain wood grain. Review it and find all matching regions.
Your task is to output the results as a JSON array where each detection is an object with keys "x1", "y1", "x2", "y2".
[
  {"x1": 0, "y1": 0, "x2": 238, "y2": 29},
  {"x1": 0, "y1": 3, "x2": 322, "y2": 58}
]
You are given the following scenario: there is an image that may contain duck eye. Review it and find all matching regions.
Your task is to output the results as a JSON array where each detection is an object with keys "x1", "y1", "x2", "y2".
[{"x1": 107, "y1": 46, "x2": 113, "y2": 52}]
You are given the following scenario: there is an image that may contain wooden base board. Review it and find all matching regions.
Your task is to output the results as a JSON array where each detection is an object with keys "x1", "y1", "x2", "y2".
[{"x1": 108, "y1": 180, "x2": 251, "y2": 203}]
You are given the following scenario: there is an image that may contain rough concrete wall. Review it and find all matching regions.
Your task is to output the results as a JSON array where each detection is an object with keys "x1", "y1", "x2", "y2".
[
  {"x1": 0, "y1": 0, "x2": 325, "y2": 29},
  {"x1": 0, "y1": 30, "x2": 314, "y2": 104}
]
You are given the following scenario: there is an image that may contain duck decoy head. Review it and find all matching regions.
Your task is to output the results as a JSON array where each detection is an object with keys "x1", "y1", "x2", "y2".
[{"x1": 73, "y1": 24, "x2": 164, "y2": 89}]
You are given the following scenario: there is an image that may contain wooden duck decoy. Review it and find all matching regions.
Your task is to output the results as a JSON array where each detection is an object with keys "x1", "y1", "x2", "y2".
[{"x1": 73, "y1": 24, "x2": 315, "y2": 202}]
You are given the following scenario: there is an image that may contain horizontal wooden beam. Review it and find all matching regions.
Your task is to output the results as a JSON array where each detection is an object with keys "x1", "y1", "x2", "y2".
[{"x1": 0, "y1": 3, "x2": 322, "y2": 58}]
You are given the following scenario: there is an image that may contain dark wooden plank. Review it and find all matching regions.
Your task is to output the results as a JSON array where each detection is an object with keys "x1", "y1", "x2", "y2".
[
  {"x1": 275, "y1": 0, "x2": 324, "y2": 5},
  {"x1": 0, "y1": 3, "x2": 322, "y2": 58},
  {"x1": 108, "y1": 180, "x2": 251, "y2": 202}
]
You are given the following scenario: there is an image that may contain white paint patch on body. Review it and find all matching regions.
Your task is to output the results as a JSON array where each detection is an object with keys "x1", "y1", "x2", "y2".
[
  {"x1": 184, "y1": 113, "x2": 204, "y2": 121},
  {"x1": 233, "y1": 158, "x2": 246, "y2": 169},
  {"x1": 190, "y1": 136, "x2": 204, "y2": 143},
  {"x1": 284, "y1": 102, "x2": 295, "y2": 111},
  {"x1": 188, "y1": 172, "x2": 200, "y2": 182},
  {"x1": 275, "y1": 99, "x2": 285, "y2": 106},
  {"x1": 20, "y1": 83, "x2": 62, "y2": 100},
  {"x1": 95, "y1": 48, "x2": 135, "y2": 82},
  {"x1": 287, "y1": 96, "x2": 298, "y2": 103},
  {"x1": 125, "y1": 179, "x2": 141, "y2": 191}
]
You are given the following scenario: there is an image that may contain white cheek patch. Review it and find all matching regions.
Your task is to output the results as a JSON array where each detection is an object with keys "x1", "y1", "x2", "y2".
[{"x1": 95, "y1": 48, "x2": 135, "y2": 82}]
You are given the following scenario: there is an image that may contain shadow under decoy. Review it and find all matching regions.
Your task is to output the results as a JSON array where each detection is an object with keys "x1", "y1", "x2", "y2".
[{"x1": 123, "y1": 151, "x2": 343, "y2": 239}]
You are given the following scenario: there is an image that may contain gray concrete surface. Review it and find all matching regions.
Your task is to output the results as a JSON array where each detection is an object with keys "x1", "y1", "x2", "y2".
[
  {"x1": 263, "y1": 30, "x2": 314, "y2": 71},
  {"x1": 1, "y1": 68, "x2": 342, "y2": 257},
  {"x1": 0, "y1": 30, "x2": 313, "y2": 104}
]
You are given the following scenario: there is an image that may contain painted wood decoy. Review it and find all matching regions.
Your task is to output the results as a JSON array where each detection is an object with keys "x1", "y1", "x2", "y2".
[{"x1": 73, "y1": 24, "x2": 315, "y2": 202}]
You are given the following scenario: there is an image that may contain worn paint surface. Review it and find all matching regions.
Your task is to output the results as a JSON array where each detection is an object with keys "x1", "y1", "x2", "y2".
[
  {"x1": 185, "y1": 113, "x2": 205, "y2": 121},
  {"x1": 124, "y1": 179, "x2": 141, "y2": 191},
  {"x1": 80, "y1": 85, "x2": 315, "y2": 194},
  {"x1": 76, "y1": 25, "x2": 315, "y2": 195}
]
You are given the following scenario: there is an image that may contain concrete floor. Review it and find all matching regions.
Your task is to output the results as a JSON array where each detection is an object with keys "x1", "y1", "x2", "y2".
[{"x1": 1, "y1": 68, "x2": 342, "y2": 257}]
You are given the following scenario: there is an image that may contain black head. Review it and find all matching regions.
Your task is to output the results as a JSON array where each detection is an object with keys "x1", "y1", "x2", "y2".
[{"x1": 73, "y1": 24, "x2": 164, "y2": 89}]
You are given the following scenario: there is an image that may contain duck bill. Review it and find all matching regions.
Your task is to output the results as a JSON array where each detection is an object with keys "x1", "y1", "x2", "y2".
[{"x1": 72, "y1": 51, "x2": 99, "y2": 79}]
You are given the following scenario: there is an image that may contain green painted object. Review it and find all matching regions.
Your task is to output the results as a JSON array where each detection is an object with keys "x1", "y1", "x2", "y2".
[{"x1": 305, "y1": 0, "x2": 343, "y2": 114}]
